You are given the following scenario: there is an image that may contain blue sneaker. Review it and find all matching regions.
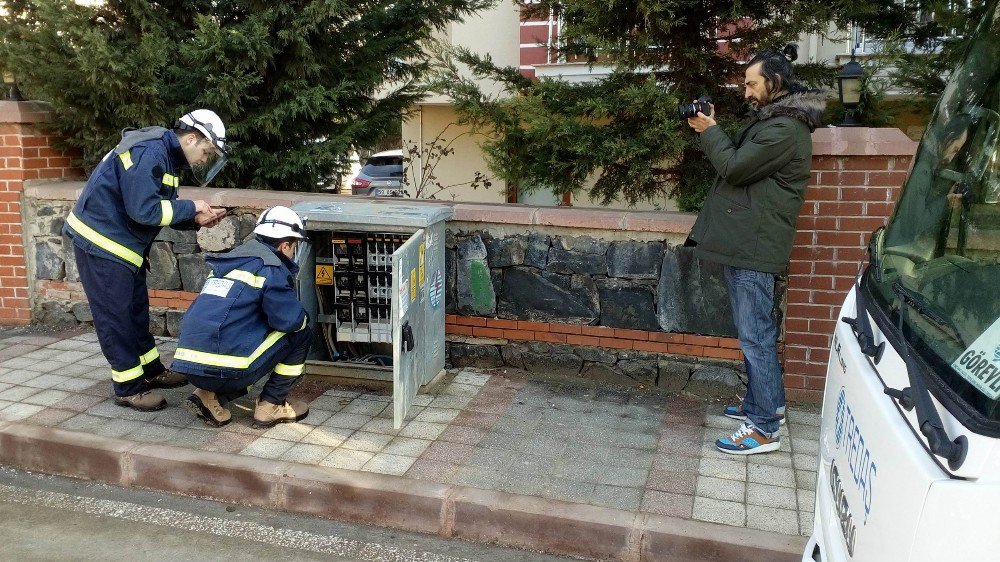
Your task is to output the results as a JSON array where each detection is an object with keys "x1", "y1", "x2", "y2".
[
  {"x1": 723, "y1": 404, "x2": 786, "y2": 425},
  {"x1": 716, "y1": 421, "x2": 781, "y2": 455}
]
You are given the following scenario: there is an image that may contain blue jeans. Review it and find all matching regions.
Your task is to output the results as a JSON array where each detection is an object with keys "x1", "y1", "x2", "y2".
[{"x1": 723, "y1": 266, "x2": 785, "y2": 435}]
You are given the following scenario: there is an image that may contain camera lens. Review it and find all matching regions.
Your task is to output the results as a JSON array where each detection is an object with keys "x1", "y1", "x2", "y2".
[{"x1": 678, "y1": 96, "x2": 711, "y2": 120}]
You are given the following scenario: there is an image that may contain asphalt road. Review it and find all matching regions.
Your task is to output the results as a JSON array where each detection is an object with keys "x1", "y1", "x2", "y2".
[{"x1": 0, "y1": 467, "x2": 574, "y2": 562}]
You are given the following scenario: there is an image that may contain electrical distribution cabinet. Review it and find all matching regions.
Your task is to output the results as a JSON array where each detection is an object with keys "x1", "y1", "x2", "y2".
[{"x1": 292, "y1": 200, "x2": 451, "y2": 428}]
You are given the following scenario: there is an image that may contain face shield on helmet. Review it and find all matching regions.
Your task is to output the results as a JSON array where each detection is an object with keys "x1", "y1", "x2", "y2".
[
  {"x1": 192, "y1": 151, "x2": 228, "y2": 187},
  {"x1": 253, "y1": 206, "x2": 307, "y2": 240},
  {"x1": 176, "y1": 109, "x2": 229, "y2": 186}
]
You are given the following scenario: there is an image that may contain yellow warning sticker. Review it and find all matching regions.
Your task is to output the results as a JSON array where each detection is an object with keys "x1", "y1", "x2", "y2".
[
  {"x1": 315, "y1": 265, "x2": 334, "y2": 285},
  {"x1": 418, "y1": 243, "x2": 426, "y2": 287},
  {"x1": 410, "y1": 268, "x2": 417, "y2": 302}
]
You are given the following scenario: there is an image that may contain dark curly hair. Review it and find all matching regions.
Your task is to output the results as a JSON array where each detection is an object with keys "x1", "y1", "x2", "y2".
[{"x1": 748, "y1": 44, "x2": 806, "y2": 96}]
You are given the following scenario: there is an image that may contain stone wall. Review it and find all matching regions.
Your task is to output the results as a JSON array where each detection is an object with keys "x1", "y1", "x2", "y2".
[
  {"x1": 26, "y1": 193, "x2": 262, "y2": 333},
  {"x1": 441, "y1": 229, "x2": 762, "y2": 395},
  {"x1": 27, "y1": 193, "x2": 742, "y2": 336},
  {"x1": 447, "y1": 231, "x2": 747, "y2": 336}
]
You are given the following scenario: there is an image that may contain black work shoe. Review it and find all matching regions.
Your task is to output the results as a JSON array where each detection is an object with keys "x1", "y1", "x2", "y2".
[
  {"x1": 185, "y1": 389, "x2": 232, "y2": 428},
  {"x1": 145, "y1": 370, "x2": 188, "y2": 389},
  {"x1": 114, "y1": 390, "x2": 167, "y2": 411}
]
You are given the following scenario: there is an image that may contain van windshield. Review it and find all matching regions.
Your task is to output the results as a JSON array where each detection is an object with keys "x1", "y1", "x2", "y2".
[{"x1": 868, "y1": 6, "x2": 1000, "y2": 426}]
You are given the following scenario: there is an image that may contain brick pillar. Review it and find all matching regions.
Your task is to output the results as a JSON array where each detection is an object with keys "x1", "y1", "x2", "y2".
[
  {"x1": 0, "y1": 101, "x2": 84, "y2": 325},
  {"x1": 783, "y1": 128, "x2": 918, "y2": 401}
]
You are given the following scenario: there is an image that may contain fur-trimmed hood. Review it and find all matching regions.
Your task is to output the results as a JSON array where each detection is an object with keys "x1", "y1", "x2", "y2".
[{"x1": 753, "y1": 90, "x2": 826, "y2": 132}]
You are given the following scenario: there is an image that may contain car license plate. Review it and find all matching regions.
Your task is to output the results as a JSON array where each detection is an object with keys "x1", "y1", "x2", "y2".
[{"x1": 375, "y1": 188, "x2": 404, "y2": 197}]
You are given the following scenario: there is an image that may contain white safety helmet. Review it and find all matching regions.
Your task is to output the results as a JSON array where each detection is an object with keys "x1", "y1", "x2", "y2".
[
  {"x1": 254, "y1": 206, "x2": 306, "y2": 240},
  {"x1": 175, "y1": 109, "x2": 229, "y2": 186}
]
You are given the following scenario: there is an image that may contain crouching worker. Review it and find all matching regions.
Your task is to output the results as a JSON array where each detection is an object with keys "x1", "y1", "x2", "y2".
[{"x1": 172, "y1": 206, "x2": 312, "y2": 428}]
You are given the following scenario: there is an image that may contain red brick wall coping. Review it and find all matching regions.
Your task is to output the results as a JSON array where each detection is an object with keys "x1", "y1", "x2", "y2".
[
  {"x1": 811, "y1": 127, "x2": 917, "y2": 157},
  {"x1": 0, "y1": 100, "x2": 51, "y2": 125}
]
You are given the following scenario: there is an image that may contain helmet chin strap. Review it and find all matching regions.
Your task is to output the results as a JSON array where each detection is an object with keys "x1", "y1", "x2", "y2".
[
  {"x1": 255, "y1": 206, "x2": 305, "y2": 238},
  {"x1": 177, "y1": 112, "x2": 227, "y2": 155},
  {"x1": 258, "y1": 219, "x2": 302, "y2": 232}
]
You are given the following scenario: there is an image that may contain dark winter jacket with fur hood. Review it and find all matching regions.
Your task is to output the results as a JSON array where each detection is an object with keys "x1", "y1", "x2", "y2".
[{"x1": 689, "y1": 90, "x2": 826, "y2": 273}]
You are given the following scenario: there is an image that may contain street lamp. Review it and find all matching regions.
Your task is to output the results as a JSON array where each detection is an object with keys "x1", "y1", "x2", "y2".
[
  {"x1": 837, "y1": 56, "x2": 864, "y2": 127},
  {"x1": 3, "y1": 72, "x2": 24, "y2": 101}
]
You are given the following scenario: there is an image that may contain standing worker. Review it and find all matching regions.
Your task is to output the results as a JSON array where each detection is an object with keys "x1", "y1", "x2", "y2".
[
  {"x1": 685, "y1": 45, "x2": 825, "y2": 454},
  {"x1": 171, "y1": 206, "x2": 312, "y2": 429},
  {"x1": 64, "y1": 109, "x2": 230, "y2": 412}
]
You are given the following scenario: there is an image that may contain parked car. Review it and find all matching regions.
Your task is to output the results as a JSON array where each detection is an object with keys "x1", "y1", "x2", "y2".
[{"x1": 349, "y1": 150, "x2": 405, "y2": 197}]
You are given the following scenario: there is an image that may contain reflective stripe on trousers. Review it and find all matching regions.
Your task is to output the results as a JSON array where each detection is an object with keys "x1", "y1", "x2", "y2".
[
  {"x1": 174, "y1": 331, "x2": 287, "y2": 369},
  {"x1": 112, "y1": 346, "x2": 160, "y2": 383},
  {"x1": 273, "y1": 363, "x2": 304, "y2": 376},
  {"x1": 74, "y1": 245, "x2": 161, "y2": 397}
]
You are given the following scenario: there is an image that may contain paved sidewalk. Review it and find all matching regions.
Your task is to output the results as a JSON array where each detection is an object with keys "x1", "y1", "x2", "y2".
[{"x1": 0, "y1": 327, "x2": 818, "y2": 555}]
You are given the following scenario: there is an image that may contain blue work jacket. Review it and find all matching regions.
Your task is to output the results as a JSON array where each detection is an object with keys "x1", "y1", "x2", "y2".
[
  {"x1": 64, "y1": 127, "x2": 197, "y2": 270},
  {"x1": 172, "y1": 238, "x2": 308, "y2": 378}
]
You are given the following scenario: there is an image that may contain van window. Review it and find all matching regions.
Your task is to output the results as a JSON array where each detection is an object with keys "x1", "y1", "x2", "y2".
[{"x1": 870, "y1": 11, "x2": 1000, "y2": 426}]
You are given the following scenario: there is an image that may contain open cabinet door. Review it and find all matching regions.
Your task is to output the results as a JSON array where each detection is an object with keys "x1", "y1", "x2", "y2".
[{"x1": 391, "y1": 228, "x2": 426, "y2": 429}]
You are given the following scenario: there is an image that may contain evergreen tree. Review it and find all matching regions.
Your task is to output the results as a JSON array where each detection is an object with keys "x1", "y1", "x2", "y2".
[
  {"x1": 887, "y1": 0, "x2": 988, "y2": 102},
  {"x1": 0, "y1": 0, "x2": 493, "y2": 190},
  {"x1": 433, "y1": 0, "x2": 938, "y2": 210}
]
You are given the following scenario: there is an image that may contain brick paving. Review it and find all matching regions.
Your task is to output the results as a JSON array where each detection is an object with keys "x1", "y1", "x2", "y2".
[{"x1": 0, "y1": 327, "x2": 820, "y2": 537}]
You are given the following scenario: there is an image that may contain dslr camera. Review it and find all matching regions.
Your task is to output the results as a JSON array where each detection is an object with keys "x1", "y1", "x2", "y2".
[{"x1": 678, "y1": 96, "x2": 712, "y2": 119}]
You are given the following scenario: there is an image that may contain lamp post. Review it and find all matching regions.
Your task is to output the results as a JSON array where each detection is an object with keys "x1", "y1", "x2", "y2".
[
  {"x1": 3, "y1": 72, "x2": 24, "y2": 101},
  {"x1": 837, "y1": 55, "x2": 864, "y2": 126}
]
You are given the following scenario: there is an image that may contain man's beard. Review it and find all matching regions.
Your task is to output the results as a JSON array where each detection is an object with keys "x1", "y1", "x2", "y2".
[
  {"x1": 747, "y1": 95, "x2": 767, "y2": 109},
  {"x1": 746, "y1": 95, "x2": 767, "y2": 118}
]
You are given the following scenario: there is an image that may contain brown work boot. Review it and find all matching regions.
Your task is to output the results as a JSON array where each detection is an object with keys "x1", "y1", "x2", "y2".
[
  {"x1": 114, "y1": 390, "x2": 167, "y2": 412},
  {"x1": 146, "y1": 370, "x2": 188, "y2": 389},
  {"x1": 251, "y1": 399, "x2": 309, "y2": 429},
  {"x1": 185, "y1": 388, "x2": 232, "y2": 427}
]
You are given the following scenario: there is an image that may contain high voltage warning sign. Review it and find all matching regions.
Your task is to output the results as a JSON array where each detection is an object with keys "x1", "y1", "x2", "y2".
[{"x1": 315, "y1": 265, "x2": 334, "y2": 285}]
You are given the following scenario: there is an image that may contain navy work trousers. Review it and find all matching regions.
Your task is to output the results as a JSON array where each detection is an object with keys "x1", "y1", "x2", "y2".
[
  {"x1": 184, "y1": 327, "x2": 312, "y2": 406},
  {"x1": 74, "y1": 245, "x2": 165, "y2": 397}
]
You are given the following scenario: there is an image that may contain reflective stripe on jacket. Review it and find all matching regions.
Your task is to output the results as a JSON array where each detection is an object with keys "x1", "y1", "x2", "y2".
[
  {"x1": 172, "y1": 239, "x2": 308, "y2": 379},
  {"x1": 63, "y1": 128, "x2": 197, "y2": 270}
]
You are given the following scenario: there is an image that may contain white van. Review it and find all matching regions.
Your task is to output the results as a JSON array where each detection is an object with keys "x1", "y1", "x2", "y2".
[{"x1": 805, "y1": 4, "x2": 1000, "y2": 561}]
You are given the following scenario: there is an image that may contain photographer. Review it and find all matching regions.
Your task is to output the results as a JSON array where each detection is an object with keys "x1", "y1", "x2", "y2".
[{"x1": 685, "y1": 44, "x2": 825, "y2": 455}]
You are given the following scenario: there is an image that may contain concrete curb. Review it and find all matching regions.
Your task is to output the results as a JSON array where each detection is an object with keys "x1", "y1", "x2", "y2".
[{"x1": 0, "y1": 422, "x2": 806, "y2": 561}]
